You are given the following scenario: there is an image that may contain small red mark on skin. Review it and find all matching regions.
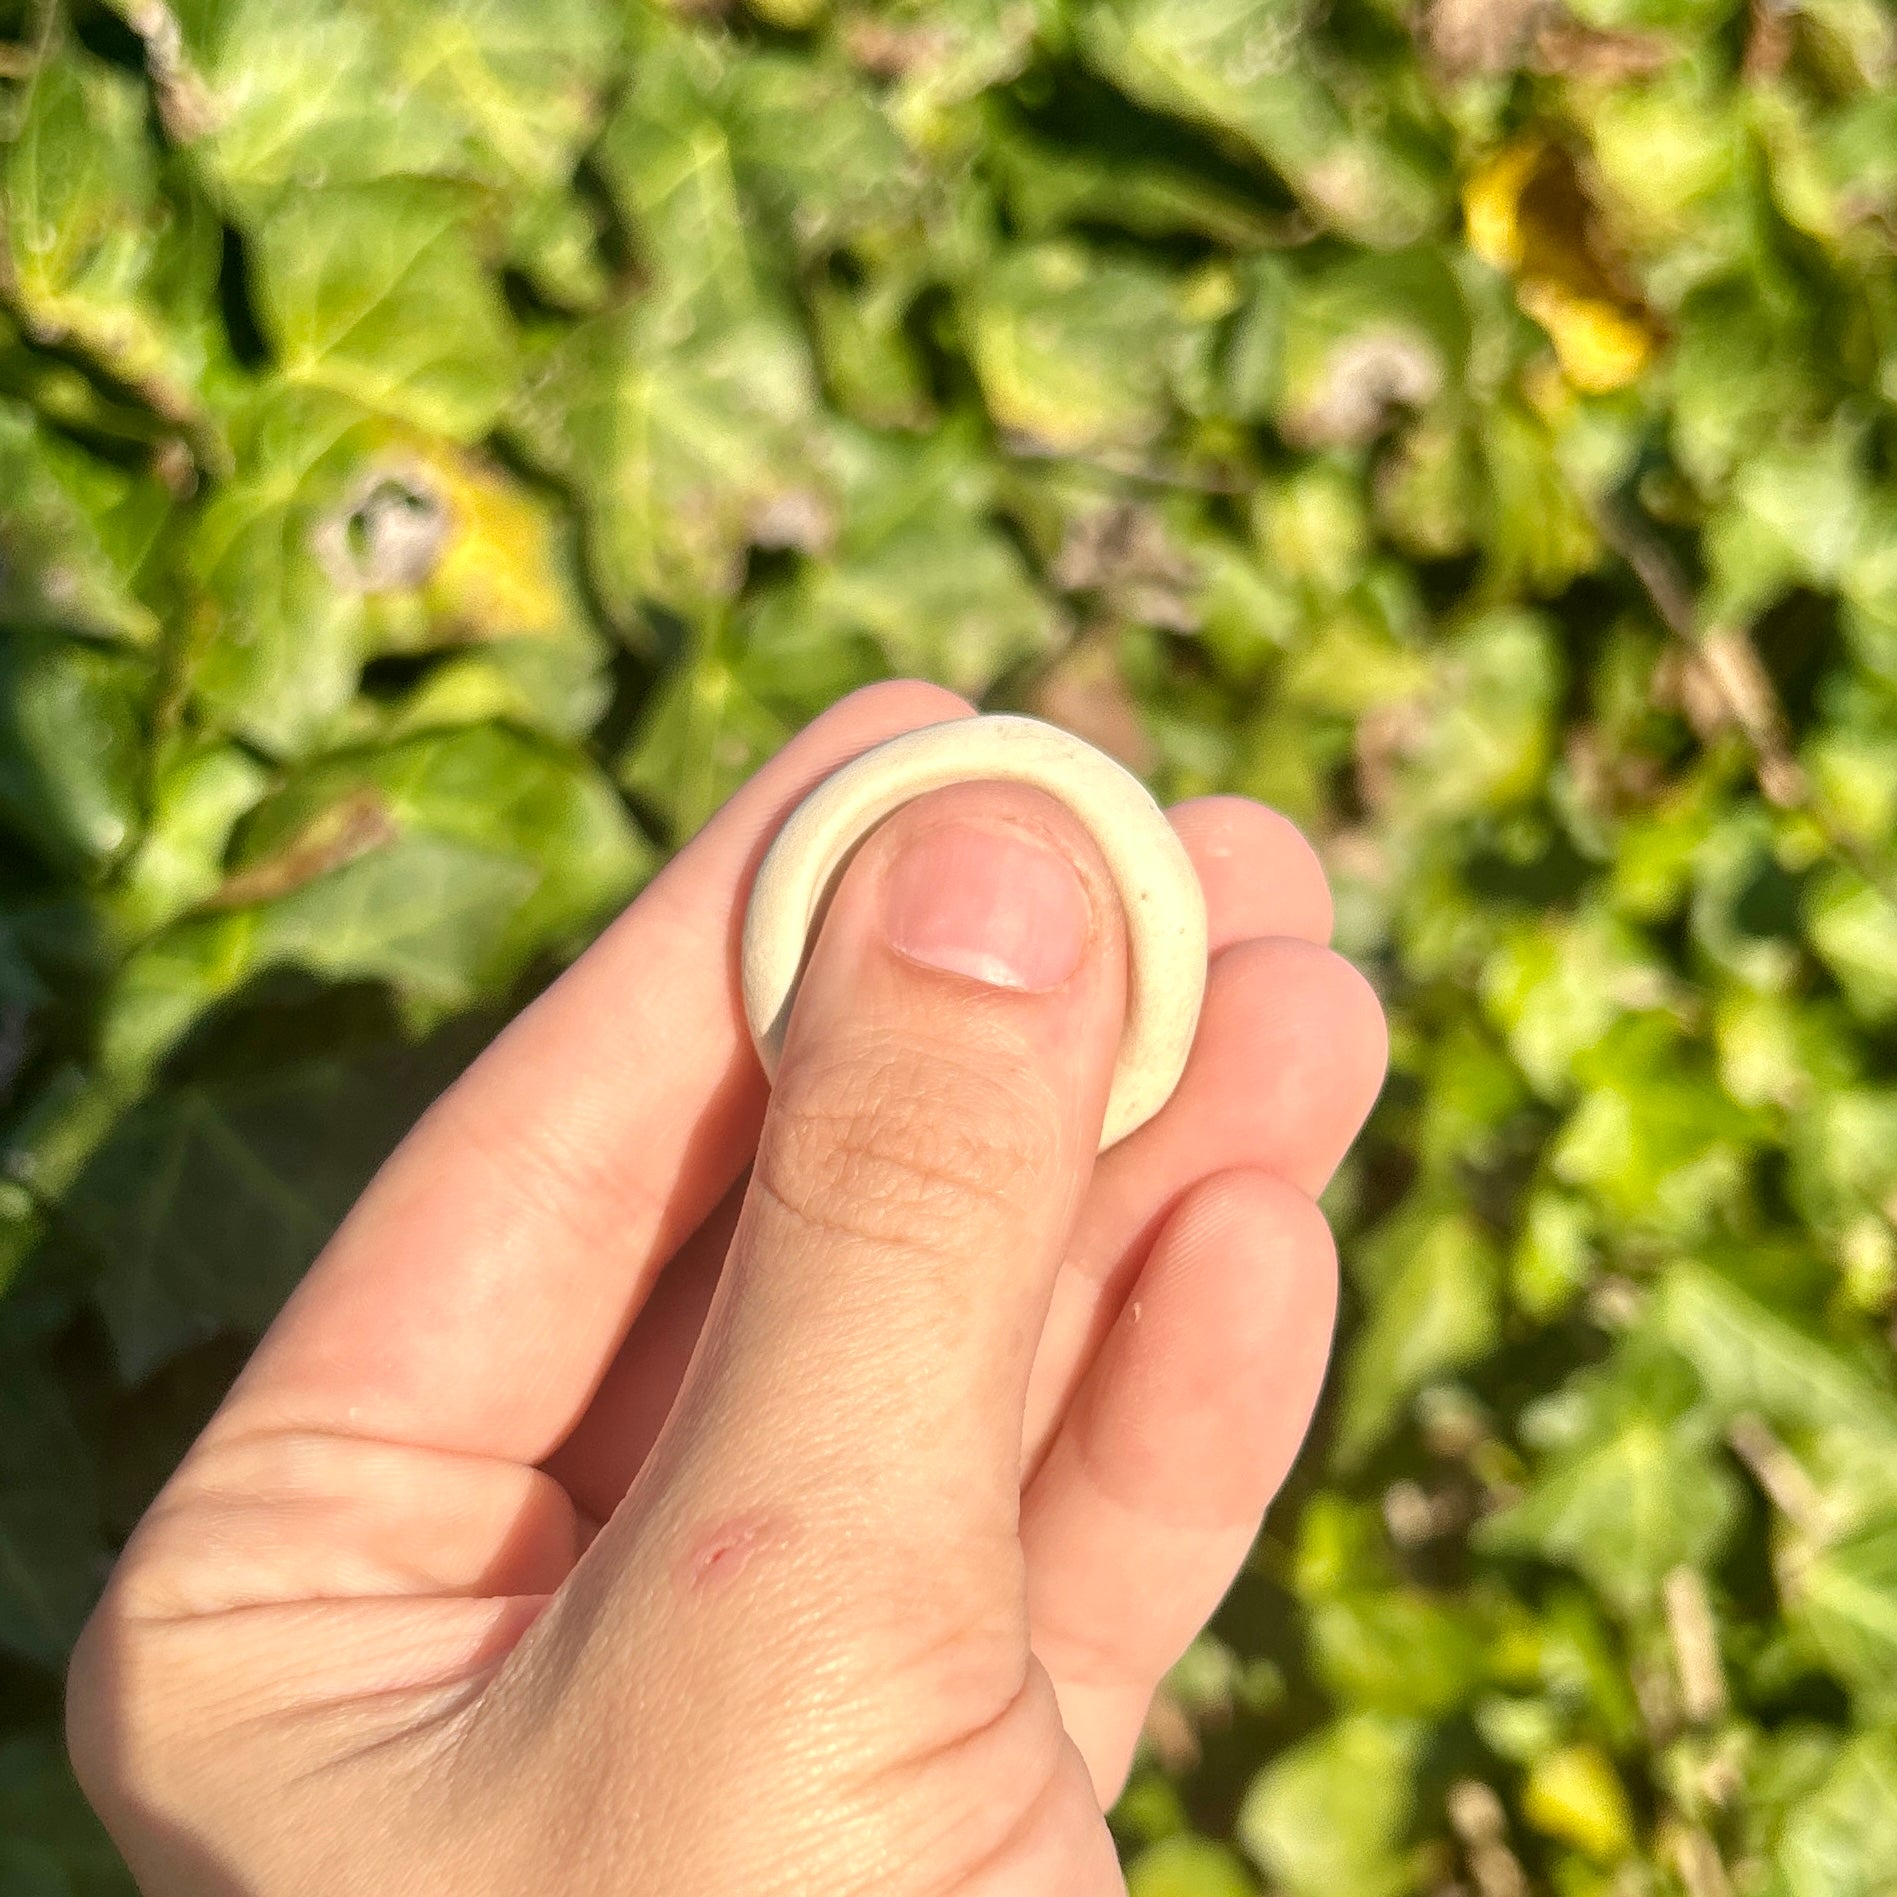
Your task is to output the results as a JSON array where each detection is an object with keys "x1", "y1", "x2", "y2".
[{"x1": 679, "y1": 1511, "x2": 788, "y2": 1596}]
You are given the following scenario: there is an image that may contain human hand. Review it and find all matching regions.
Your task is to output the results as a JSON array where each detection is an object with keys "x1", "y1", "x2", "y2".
[{"x1": 67, "y1": 682, "x2": 1388, "y2": 1895}]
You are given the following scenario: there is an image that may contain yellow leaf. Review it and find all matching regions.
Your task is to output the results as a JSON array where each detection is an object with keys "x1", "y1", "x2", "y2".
[
  {"x1": 1463, "y1": 140, "x2": 1543, "y2": 272},
  {"x1": 1518, "y1": 283, "x2": 1655, "y2": 394},
  {"x1": 420, "y1": 447, "x2": 572, "y2": 642},
  {"x1": 1461, "y1": 136, "x2": 1658, "y2": 394},
  {"x1": 1522, "y1": 1742, "x2": 1636, "y2": 1864}
]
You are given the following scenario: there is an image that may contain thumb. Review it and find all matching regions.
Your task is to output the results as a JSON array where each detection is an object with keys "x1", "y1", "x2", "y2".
[{"x1": 656, "y1": 777, "x2": 1128, "y2": 1546}]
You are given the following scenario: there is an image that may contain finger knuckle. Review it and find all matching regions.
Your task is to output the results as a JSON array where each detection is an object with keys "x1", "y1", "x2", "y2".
[{"x1": 758, "y1": 1036, "x2": 1060, "y2": 1256}]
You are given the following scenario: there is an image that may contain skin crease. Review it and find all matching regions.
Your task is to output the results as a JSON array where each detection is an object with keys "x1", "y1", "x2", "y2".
[{"x1": 65, "y1": 682, "x2": 1388, "y2": 1897}]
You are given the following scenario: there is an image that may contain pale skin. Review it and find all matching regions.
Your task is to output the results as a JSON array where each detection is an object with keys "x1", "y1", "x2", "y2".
[{"x1": 66, "y1": 681, "x2": 1388, "y2": 1895}]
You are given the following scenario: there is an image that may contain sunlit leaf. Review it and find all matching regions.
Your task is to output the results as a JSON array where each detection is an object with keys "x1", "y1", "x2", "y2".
[
  {"x1": 99, "y1": 725, "x2": 652, "y2": 1078},
  {"x1": 743, "y1": 424, "x2": 1063, "y2": 697},
  {"x1": 1, "y1": 46, "x2": 215, "y2": 422},
  {"x1": 721, "y1": 51, "x2": 921, "y2": 260},
  {"x1": 1078, "y1": 0, "x2": 1447, "y2": 247},
  {"x1": 511, "y1": 298, "x2": 829, "y2": 621},
  {"x1": 1478, "y1": 1333, "x2": 1743, "y2": 1617},
  {"x1": 1783, "y1": 1518, "x2": 1897, "y2": 1718},
  {"x1": 616, "y1": 646, "x2": 796, "y2": 845},
  {"x1": 1655, "y1": 1258, "x2": 1897, "y2": 1442},
  {"x1": 966, "y1": 240, "x2": 1196, "y2": 453},
  {"x1": 177, "y1": 0, "x2": 619, "y2": 207},
  {"x1": 843, "y1": 0, "x2": 1046, "y2": 141},
  {"x1": 1777, "y1": 1729, "x2": 1897, "y2": 1897},
  {"x1": 1553, "y1": 1017, "x2": 1764, "y2": 1237},
  {"x1": 1126, "y1": 1834, "x2": 1258, "y2": 1897},
  {"x1": 1275, "y1": 249, "x2": 1466, "y2": 447},
  {"x1": 1334, "y1": 1204, "x2": 1502, "y2": 1469},
  {"x1": 1235, "y1": 1714, "x2": 1426, "y2": 1897},
  {"x1": 1308, "y1": 1587, "x2": 1487, "y2": 1719},
  {"x1": 1482, "y1": 909, "x2": 1670, "y2": 1102},
  {"x1": 185, "y1": 383, "x2": 592, "y2": 755},
  {"x1": 108, "y1": 741, "x2": 274, "y2": 942},
  {"x1": 251, "y1": 181, "x2": 519, "y2": 441},
  {"x1": 1520, "y1": 1743, "x2": 1635, "y2": 1864}
]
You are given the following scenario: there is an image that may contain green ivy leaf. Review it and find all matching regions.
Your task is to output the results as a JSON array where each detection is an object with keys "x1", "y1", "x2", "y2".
[
  {"x1": 992, "y1": 125, "x2": 1287, "y2": 252},
  {"x1": 251, "y1": 182, "x2": 519, "y2": 441},
  {"x1": 856, "y1": 0, "x2": 1047, "y2": 140},
  {"x1": 721, "y1": 51, "x2": 921, "y2": 261},
  {"x1": 1655, "y1": 1258, "x2": 1897, "y2": 1442},
  {"x1": 1274, "y1": 249, "x2": 1466, "y2": 449},
  {"x1": 743, "y1": 425, "x2": 1063, "y2": 698},
  {"x1": 1126, "y1": 1834, "x2": 1258, "y2": 1897},
  {"x1": 966, "y1": 241, "x2": 1195, "y2": 453},
  {"x1": 108, "y1": 740, "x2": 274, "y2": 942},
  {"x1": 1480, "y1": 400, "x2": 1602, "y2": 597},
  {"x1": 73, "y1": 1054, "x2": 435, "y2": 1380},
  {"x1": 1703, "y1": 420, "x2": 1871, "y2": 629},
  {"x1": 511, "y1": 299, "x2": 829, "y2": 621},
  {"x1": 0, "y1": 1735, "x2": 134, "y2": 1896},
  {"x1": 1806, "y1": 869, "x2": 1897, "y2": 1025},
  {"x1": 0, "y1": 631, "x2": 146, "y2": 878},
  {"x1": 181, "y1": 383, "x2": 395, "y2": 754},
  {"x1": 100, "y1": 725, "x2": 652, "y2": 1078},
  {"x1": 180, "y1": 0, "x2": 619, "y2": 207},
  {"x1": 1778, "y1": 1729, "x2": 1897, "y2": 1897},
  {"x1": 592, "y1": 16, "x2": 757, "y2": 331},
  {"x1": 0, "y1": 401, "x2": 165, "y2": 645},
  {"x1": 1392, "y1": 609, "x2": 1564, "y2": 825},
  {"x1": 1, "y1": 46, "x2": 214, "y2": 422},
  {"x1": 1553, "y1": 1017, "x2": 1763, "y2": 1238},
  {"x1": 1235, "y1": 1714, "x2": 1426, "y2": 1897},
  {"x1": 0, "y1": 1358, "x2": 103, "y2": 1669},
  {"x1": 1334, "y1": 1204, "x2": 1502, "y2": 1470},
  {"x1": 1783, "y1": 1517, "x2": 1897, "y2": 1719},
  {"x1": 616, "y1": 646, "x2": 796, "y2": 845},
  {"x1": 1788, "y1": 1085, "x2": 1897, "y2": 1243},
  {"x1": 1482, "y1": 909, "x2": 1670, "y2": 1102},
  {"x1": 1668, "y1": 280, "x2": 1827, "y2": 495},
  {"x1": 1076, "y1": 0, "x2": 1447, "y2": 247},
  {"x1": 1308, "y1": 1587, "x2": 1487, "y2": 1719},
  {"x1": 1478, "y1": 1334, "x2": 1742, "y2": 1617}
]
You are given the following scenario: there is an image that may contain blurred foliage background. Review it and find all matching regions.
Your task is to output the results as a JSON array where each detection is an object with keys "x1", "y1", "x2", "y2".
[{"x1": 3, "y1": 0, "x2": 1897, "y2": 1889}]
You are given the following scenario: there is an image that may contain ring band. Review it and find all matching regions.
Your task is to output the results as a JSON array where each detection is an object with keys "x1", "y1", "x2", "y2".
[{"x1": 741, "y1": 714, "x2": 1208, "y2": 1150}]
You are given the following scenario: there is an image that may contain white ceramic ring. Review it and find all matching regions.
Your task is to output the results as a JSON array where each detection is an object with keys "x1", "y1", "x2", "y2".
[{"x1": 741, "y1": 714, "x2": 1208, "y2": 1150}]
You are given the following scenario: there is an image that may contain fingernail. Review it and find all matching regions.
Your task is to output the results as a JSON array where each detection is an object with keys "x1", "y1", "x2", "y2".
[{"x1": 883, "y1": 820, "x2": 1091, "y2": 992}]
